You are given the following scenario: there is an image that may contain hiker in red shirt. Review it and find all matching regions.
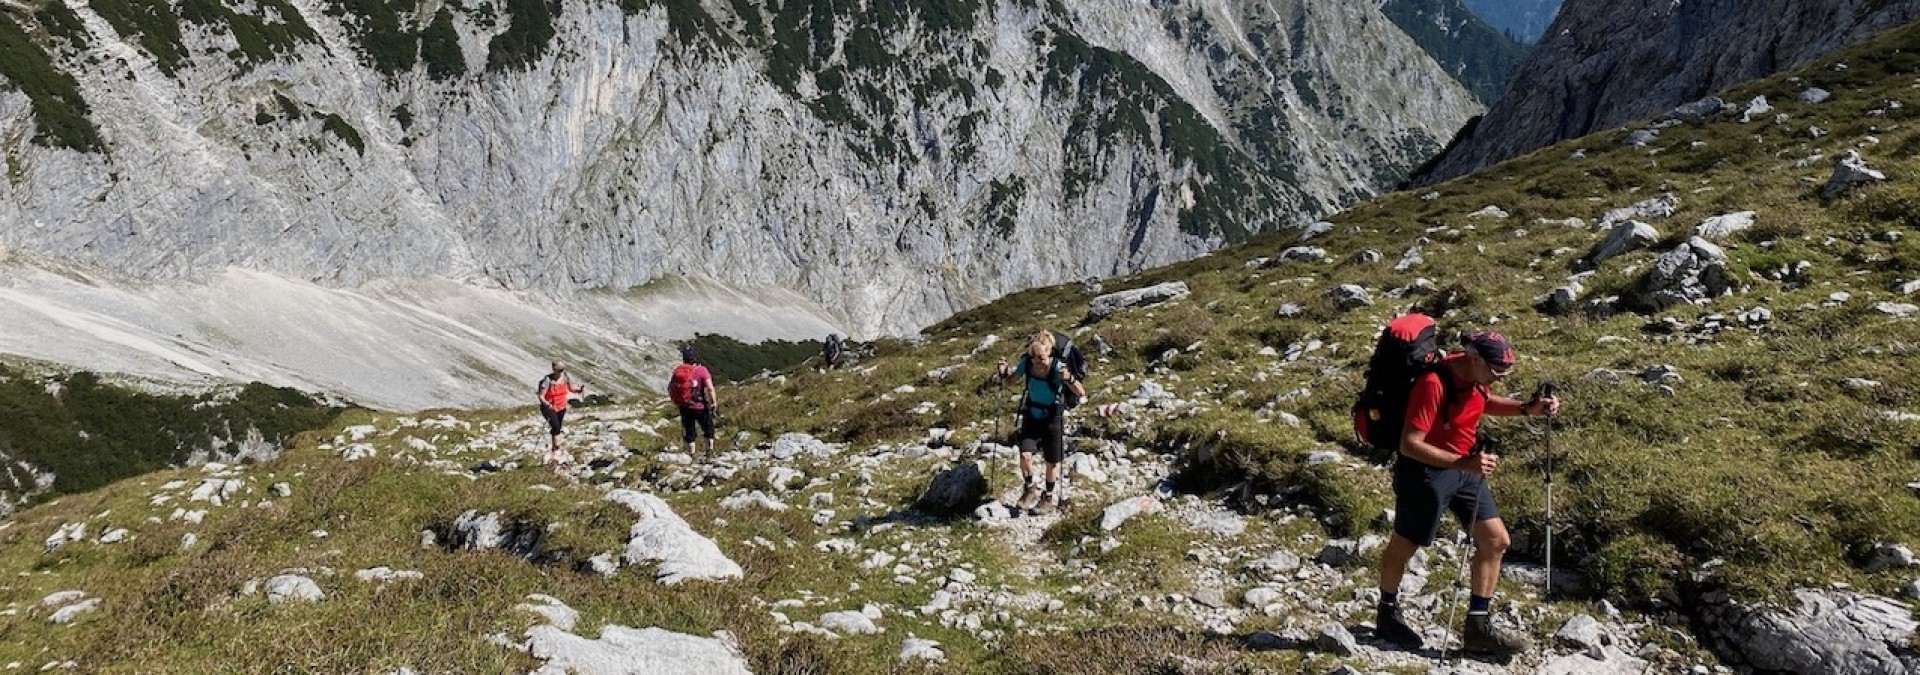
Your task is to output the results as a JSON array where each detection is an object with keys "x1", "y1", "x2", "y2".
[
  {"x1": 537, "y1": 361, "x2": 586, "y2": 468},
  {"x1": 668, "y1": 346, "x2": 719, "y2": 459},
  {"x1": 1374, "y1": 331, "x2": 1559, "y2": 655}
]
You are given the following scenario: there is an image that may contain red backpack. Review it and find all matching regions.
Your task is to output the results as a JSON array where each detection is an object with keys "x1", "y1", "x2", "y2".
[
  {"x1": 668, "y1": 364, "x2": 705, "y2": 407},
  {"x1": 1352, "y1": 313, "x2": 1445, "y2": 450}
]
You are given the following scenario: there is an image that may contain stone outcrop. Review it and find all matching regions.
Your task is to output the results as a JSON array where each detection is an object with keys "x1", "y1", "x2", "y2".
[
  {"x1": 1698, "y1": 588, "x2": 1919, "y2": 675},
  {"x1": 605, "y1": 489, "x2": 743, "y2": 585}
]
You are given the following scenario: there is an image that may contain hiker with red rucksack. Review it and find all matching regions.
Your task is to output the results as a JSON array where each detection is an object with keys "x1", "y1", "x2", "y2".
[
  {"x1": 668, "y1": 345, "x2": 719, "y2": 459},
  {"x1": 1353, "y1": 316, "x2": 1559, "y2": 655},
  {"x1": 986, "y1": 330, "x2": 1087, "y2": 515},
  {"x1": 537, "y1": 361, "x2": 587, "y2": 468}
]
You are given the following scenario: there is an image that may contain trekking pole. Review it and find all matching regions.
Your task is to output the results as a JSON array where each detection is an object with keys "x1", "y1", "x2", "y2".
[
  {"x1": 1534, "y1": 380, "x2": 1557, "y2": 602},
  {"x1": 989, "y1": 374, "x2": 1005, "y2": 488},
  {"x1": 1441, "y1": 528, "x2": 1470, "y2": 665}
]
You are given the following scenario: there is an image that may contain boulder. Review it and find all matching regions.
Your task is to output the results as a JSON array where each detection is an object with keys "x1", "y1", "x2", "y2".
[
  {"x1": 1579, "y1": 221, "x2": 1660, "y2": 271},
  {"x1": 1670, "y1": 96, "x2": 1726, "y2": 121},
  {"x1": 1556, "y1": 613, "x2": 1607, "y2": 650},
  {"x1": 48, "y1": 598, "x2": 101, "y2": 624},
  {"x1": 1243, "y1": 587, "x2": 1283, "y2": 607},
  {"x1": 820, "y1": 609, "x2": 882, "y2": 635},
  {"x1": 1100, "y1": 496, "x2": 1162, "y2": 531},
  {"x1": 1824, "y1": 150, "x2": 1888, "y2": 198},
  {"x1": 1313, "y1": 622, "x2": 1359, "y2": 656},
  {"x1": 914, "y1": 463, "x2": 988, "y2": 517},
  {"x1": 266, "y1": 575, "x2": 324, "y2": 603},
  {"x1": 1799, "y1": 88, "x2": 1831, "y2": 104},
  {"x1": 1632, "y1": 237, "x2": 1731, "y2": 309},
  {"x1": 1538, "y1": 646, "x2": 1650, "y2": 675},
  {"x1": 899, "y1": 637, "x2": 945, "y2": 663},
  {"x1": 606, "y1": 490, "x2": 743, "y2": 585},
  {"x1": 1699, "y1": 588, "x2": 1919, "y2": 674},
  {"x1": 1876, "y1": 302, "x2": 1918, "y2": 318},
  {"x1": 450, "y1": 510, "x2": 545, "y2": 559},
  {"x1": 1740, "y1": 96, "x2": 1772, "y2": 122},
  {"x1": 1087, "y1": 282, "x2": 1191, "y2": 320},
  {"x1": 527, "y1": 624, "x2": 751, "y2": 675},
  {"x1": 1327, "y1": 284, "x2": 1372, "y2": 309},
  {"x1": 770, "y1": 433, "x2": 836, "y2": 460},
  {"x1": 1280, "y1": 246, "x2": 1327, "y2": 263},
  {"x1": 1695, "y1": 211, "x2": 1756, "y2": 241},
  {"x1": 1599, "y1": 194, "x2": 1680, "y2": 227},
  {"x1": 1863, "y1": 542, "x2": 1916, "y2": 573},
  {"x1": 1297, "y1": 221, "x2": 1335, "y2": 241},
  {"x1": 1469, "y1": 205, "x2": 1510, "y2": 219}
]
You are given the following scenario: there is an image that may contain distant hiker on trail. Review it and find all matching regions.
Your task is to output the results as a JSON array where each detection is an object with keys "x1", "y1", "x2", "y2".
[
  {"x1": 537, "y1": 361, "x2": 586, "y2": 468},
  {"x1": 823, "y1": 333, "x2": 844, "y2": 372},
  {"x1": 668, "y1": 345, "x2": 719, "y2": 459},
  {"x1": 988, "y1": 331, "x2": 1086, "y2": 515},
  {"x1": 1373, "y1": 330, "x2": 1559, "y2": 655}
]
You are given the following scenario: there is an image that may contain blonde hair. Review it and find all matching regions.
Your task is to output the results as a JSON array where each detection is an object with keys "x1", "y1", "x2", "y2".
[{"x1": 1027, "y1": 331, "x2": 1055, "y2": 361}]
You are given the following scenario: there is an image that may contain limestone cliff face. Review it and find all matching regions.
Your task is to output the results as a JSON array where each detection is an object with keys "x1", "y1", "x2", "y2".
[
  {"x1": 0, "y1": 0, "x2": 1477, "y2": 341},
  {"x1": 1419, "y1": 0, "x2": 1920, "y2": 185}
]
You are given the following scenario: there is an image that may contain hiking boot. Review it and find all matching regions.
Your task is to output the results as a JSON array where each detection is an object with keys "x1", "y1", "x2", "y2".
[
  {"x1": 1016, "y1": 484, "x2": 1044, "y2": 510},
  {"x1": 1374, "y1": 604, "x2": 1423, "y2": 649},
  {"x1": 1462, "y1": 613, "x2": 1529, "y2": 654},
  {"x1": 1029, "y1": 490, "x2": 1058, "y2": 515}
]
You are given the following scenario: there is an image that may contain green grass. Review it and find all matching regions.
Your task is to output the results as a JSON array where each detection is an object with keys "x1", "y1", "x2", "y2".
[{"x1": 0, "y1": 366, "x2": 348, "y2": 502}]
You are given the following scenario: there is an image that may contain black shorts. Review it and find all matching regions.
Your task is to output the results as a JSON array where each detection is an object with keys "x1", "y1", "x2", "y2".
[
  {"x1": 680, "y1": 407, "x2": 715, "y2": 442},
  {"x1": 1017, "y1": 413, "x2": 1066, "y2": 464},
  {"x1": 1391, "y1": 456, "x2": 1499, "y2": 547},
  {"x1": 540, "y1": 405, "x2": 565, "y2": 436}
]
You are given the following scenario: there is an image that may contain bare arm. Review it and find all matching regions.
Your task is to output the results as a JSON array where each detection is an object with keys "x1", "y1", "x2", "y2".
[{"x1": 1485, "y1": 393, "x2": 1558, "y2": 417}]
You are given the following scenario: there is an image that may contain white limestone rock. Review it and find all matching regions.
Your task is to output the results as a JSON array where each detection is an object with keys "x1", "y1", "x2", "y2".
[
  {"x1": 265, "y1": 575, "x2": 324, "y2": 603},
  {"x1": 606, "y1": 490, "x2": 742, "y2": 585},
  {"x1": 1100, "y1": 496, "x2": 1163, "y2": 531}
]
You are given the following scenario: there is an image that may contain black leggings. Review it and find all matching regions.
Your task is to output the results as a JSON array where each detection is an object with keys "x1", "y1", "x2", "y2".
[
  {"x1": 540, "y1": 405, "x2": 565, "y2": 436},
  {"x1": 1017, "y1": 413, "x2": 1066, "y2": 463},
  {"x1": 680, "y1": 407, "x2": 715, "y2": 442}
]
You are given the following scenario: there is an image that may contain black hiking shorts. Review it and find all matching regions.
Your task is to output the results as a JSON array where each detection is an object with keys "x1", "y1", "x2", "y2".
[
  {"x1": 540, "y1": 405, "x2": 566, "y2": 436},
  {"x1": 1391, "y1": 456, "x2": 1499, "y2": 547},
  {"x1": 1017, "y1": 413, "x2": 1066, "y2": 464},
  {"x1": 680, "y1": 406, "x2": 715, "y2": 442}
]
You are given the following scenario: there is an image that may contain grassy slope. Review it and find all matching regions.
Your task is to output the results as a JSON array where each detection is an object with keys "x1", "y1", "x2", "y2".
[
  {"x1": 755, "y1": 19, "x2": 1920, "y2": 604},
  {"x1": 0, "y1": 19, "x2": 1917, "y2": 674}
]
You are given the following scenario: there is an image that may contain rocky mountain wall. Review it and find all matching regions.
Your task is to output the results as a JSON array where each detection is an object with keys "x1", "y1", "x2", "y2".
[
  {"x1": 1418, "y1": 0, "x2": 1920, "y2": 185},
  {"x1": 0, "y1": 0, "x2": 1480, "y2": 338}
]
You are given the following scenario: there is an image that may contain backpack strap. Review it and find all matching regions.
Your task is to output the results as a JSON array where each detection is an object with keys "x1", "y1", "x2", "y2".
[{"x1": 1430, "y1": 362, "x2": 1478, "y2": 425}]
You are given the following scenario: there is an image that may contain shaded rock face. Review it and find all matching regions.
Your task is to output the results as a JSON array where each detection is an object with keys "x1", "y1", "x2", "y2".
[
  {"x1": 915, "y1": 463, "x2": 989, "y2": 517},
  {"x1": 0, "y1": 0, "x2": 1478, "y2": 339},
  {"x1": 1697, "y1": 588, "x2": 1920, "y2": 675},
  {"x1": 1419, "y1": 0, "x2": 1920, "y2": 184}
]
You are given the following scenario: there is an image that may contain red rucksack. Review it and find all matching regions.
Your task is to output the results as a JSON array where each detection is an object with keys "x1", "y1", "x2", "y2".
[
  {"x1": 1352, "y1": 313, "x2": 1445, "y2": 450},
  {"x1": 668, "y1": 364, "x2": 705, "y2": 407}
]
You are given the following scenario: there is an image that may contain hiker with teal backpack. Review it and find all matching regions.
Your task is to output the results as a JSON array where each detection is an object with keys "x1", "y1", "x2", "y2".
[
  {"x1": 668, "y1": 345, "x2": 719, "y2": 459},
  {"x1": 988, "y1": 331, "x2": 1086, "y2": 515},
  {"x1": 1353, "y1": 317, "x2": 1559, "y2": 656}
]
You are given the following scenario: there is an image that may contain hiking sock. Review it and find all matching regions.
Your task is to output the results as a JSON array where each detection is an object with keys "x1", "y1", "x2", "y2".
[
  {"x1": 1044, "y1": 481, "x2": 1056, "y2": 494},
  {"x1": 1468, "y1": 595, "x2": 1492, "y2": 615},
  {"x1": 1379, "y1": 591, "x2": 1399, "y2": 608}
]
